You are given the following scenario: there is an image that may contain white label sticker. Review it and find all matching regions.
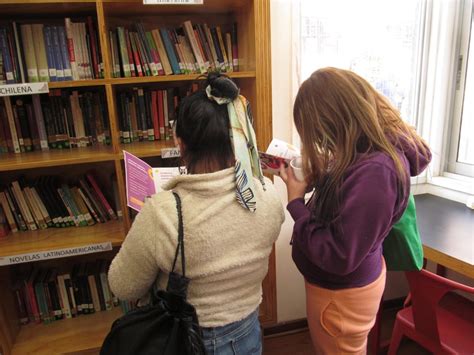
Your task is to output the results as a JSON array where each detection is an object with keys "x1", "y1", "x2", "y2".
[
  {"x1": 161, "y1": 147, "x2": 181, "y2": 159},
  {"x1": 0, "y1": 82, "x2": 49, "y2": 97},
  {"x1": 0, "y1": 242, "x2": 113, "y2": 266}
]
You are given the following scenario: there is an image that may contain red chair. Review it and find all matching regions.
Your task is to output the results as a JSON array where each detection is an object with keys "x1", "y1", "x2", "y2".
[{"x1": 388, "y1": 269, "x2": 474, "y2": 355}]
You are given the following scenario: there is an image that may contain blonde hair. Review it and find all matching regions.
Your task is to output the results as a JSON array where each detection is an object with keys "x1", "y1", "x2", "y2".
[{"x1": 293, "y1": 67, "x2": 429, "y2": 223}]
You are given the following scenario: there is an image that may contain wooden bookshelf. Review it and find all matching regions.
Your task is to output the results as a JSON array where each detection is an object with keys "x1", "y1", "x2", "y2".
[
  {"x1": 0, "y1": 0, "x2": 274, "y2": 354},
  {"x1": 12, "y1": 307, "x2": 122, "y2": 355}
]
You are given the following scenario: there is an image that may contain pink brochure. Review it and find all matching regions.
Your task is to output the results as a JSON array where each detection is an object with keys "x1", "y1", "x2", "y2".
[{"x1": 123, "y1": 151, "x2": 156, "y2": 212}]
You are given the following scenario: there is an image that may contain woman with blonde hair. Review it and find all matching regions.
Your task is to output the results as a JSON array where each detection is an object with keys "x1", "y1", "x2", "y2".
[{"x1": 280, "y1": 67, "x2": 431, "y2": 354}]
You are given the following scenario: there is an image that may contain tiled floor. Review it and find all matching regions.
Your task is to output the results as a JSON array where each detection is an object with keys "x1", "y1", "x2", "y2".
[{"x1": 263, "y1": 308, "x2": 431, "y2": 355}]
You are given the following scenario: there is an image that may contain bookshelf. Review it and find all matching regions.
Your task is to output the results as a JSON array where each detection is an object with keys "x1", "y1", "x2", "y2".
[{"x1": 0, "y1": 0, "x2": 274, "y2": 354}]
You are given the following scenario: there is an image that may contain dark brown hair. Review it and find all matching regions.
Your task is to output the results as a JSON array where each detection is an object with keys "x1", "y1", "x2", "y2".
[{"x1": 175, "y1": 73, "x2": 238, "y2": 173}]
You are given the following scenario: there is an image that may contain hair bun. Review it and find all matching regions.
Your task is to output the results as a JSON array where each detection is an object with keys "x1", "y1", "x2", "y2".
[{"x1": 207, "y1": 73, "x2": 239, "y2": 101}]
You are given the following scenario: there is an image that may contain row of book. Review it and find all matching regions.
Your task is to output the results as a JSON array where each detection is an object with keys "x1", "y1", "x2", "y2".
[
  {"x1": 0, "y1": 91, "x2": 110, "y2": 154},
  {"x1": 0, "y1": 173, "x2": 120, "y2": 237},
  {"x1": 110, "y1": 21, "x2": 238, "y2": 78},
  {"x1": 13, "y1": 260, "x2": 133, "y2": 325},
  {"x1": 117, "y1": 86, "x2": 186, "y2": 143},
  {"x1": 0, "y1": 18, "x2": 103, "y2": 84}
]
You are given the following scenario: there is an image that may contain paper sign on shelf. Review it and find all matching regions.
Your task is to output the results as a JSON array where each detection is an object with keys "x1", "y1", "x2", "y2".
[
  {"x1": 0, "y1": 82, "x2": 49, "y2": 97},
  {"x1": 0, "y1": 242, "x2": 113, "y2": 266},
  {"x1": 143, "y1": 0, "x2": 203, "y2": 5},
  {"x1": 161, "y1": 147, "x2": 181, "y2": 159}
]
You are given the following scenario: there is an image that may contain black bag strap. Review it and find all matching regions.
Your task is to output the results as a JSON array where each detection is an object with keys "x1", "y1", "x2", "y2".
[{"x1": 171, "y1": 192, "x2": 185, "y2": 277}]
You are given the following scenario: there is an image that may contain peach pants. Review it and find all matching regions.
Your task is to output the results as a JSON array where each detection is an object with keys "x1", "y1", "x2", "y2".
[{"x1": 305, "y1": 260, "x2": 386, "y2": 354}]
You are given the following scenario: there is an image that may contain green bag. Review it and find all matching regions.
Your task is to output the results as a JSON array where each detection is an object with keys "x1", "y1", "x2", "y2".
[{"x1": 382, "y1": 194, "x2": 424, "y2": 271}]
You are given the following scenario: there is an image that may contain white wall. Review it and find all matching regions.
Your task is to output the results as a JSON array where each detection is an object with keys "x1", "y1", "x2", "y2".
[{"x1": 270, "y1": 0, "x2": 307, "y2": 323}]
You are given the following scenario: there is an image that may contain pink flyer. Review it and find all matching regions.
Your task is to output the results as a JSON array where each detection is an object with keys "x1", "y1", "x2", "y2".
[{"x1": 123, "y1": 151, "x2": 155, "y2": 212}]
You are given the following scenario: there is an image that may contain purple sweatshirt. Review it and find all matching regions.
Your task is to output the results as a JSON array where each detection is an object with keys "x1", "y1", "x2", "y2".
[{"x1": 288, "y1": 142, "x2": 431, "y2": 289}]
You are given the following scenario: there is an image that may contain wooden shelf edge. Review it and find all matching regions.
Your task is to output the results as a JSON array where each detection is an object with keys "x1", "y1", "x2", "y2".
[
  {"x1": 48, "y1": 79, "x2": 107, "y2": 89},
  {"x1": 109, "y1": 71, "x2": 256, "y2": 85},
  {"x1": 12, "y1": 307, "x2": 122, "y2": 355},
  {"x1": 0, "y1": 149, "x2": 116, "y2": 172},
  {"x1": 0, "y1": 141, "x2": 180, "y2": 171},
  {"x1": 0, "y1": 220, "x2": 125, "y2": 259},
  {"x1": 2, "y1": 0, "x2": 96, "y2": 3}
]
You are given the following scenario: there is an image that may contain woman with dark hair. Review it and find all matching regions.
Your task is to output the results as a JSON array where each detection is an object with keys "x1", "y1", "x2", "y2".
[{"x1": 108, "y1": 73, "x2": 285, "y2": 354}]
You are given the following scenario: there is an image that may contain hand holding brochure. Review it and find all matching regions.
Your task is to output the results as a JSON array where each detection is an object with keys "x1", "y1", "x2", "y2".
[
  {"x1": 259, "y1": 139, "x2": 301, "y2": 175},
  {"x1": 123, "y1": 151, "x2": 185, "y2": 212}
]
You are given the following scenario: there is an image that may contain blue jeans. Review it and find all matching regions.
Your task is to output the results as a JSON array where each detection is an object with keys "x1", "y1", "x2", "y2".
[{"x1": 201, "y1": 309, "x2": 262, "y2": 355}]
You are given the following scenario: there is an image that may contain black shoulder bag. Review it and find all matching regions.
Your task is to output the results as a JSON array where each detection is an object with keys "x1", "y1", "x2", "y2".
[{"x1": 100, "y1": 192, "x2": 206, "y2": 355}]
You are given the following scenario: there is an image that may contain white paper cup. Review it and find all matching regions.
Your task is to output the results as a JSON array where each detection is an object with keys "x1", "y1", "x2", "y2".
[{"x1": 290, "y1": 157, "x2": 305, "y2": 182}]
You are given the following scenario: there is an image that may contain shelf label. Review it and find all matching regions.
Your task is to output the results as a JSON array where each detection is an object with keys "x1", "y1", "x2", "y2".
[
  {"x1": 0, "y1": 82, "x2": 49, "y2": 97},
  {"x1": 143, "y1": 0, "x2": 203, "y2": 4},
  {"x1": 161, "y1": 147, "x2": 181, "y2": 159},
  {"x1": 0, "y1": 242, "x2": 113, "y2": 266}
]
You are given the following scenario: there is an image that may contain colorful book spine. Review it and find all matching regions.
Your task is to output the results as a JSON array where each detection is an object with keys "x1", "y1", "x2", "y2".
[
  {"x1": 43, "y1": 26, "x2": 57, "y2": 82},
  {"x1": 12, "y1": 22, "x2": 26, "y2": 83},
  {"x1": 3, "y1": 97, "x2": 20, "y2": 153},
  {"x1": 57, "y1": 26, "x2": 73, "y2": 80},
  {"x1": 85, "y1": 174, "x2": 117, "y2": 220},
  {"x1": 159, "y1": 28, "x2": 180, "y2": 75},
  {"x1": 0, "y1": 28, "x2": 14, "y2": 83},
  {"x1": 117, "y1": 27, "x2": 131, "y2": 77},
  {"x1": 64, "y1": 18, "x2": 79, "y2": 80},
  {"x1": 31, "y1": 24, "x2": 50, "y2": 82},
  {"x1": 51, "y1": 26, "x2": 65, "y2": 81}
]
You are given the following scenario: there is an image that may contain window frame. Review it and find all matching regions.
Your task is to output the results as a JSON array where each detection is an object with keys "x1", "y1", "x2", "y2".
[{"x1": 447, "y1": 0, "x2": 474, "y2": 177}]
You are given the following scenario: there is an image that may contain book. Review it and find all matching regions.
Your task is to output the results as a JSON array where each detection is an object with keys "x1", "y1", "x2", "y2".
[
  {"x1": 0, "y1": 191, "x2": 17, "y2": 232},
  {"x1": 43, "y1": 26, "x2": 57, "y2": 82},
  {"x1": 0, "y1": 27, "x2": 15, "y2": 83},
  {"x1": 151, "y1": 29, "x2": 172, "y2": 75},
  {"x1": 259, "y1": 138, "x2": 301, "y2": 175},
  {"x1": 183, "y1": 21, "x2": 206, "y2": 74},
  {"x1": 124, "y1": 29, "x2": 136, "y2": 77},
  {"x1": 64, "y1": 18, "x2": 79, "y2": 80},
  {"x1": 160, "y1": 28, "x2": 181, "y2": 75},
  {"x1": 57, "y1": 26, "x2": 73, "y2": 80},
  {"x1": 11, "y1": 180, "x2": 37, "y2": 231},
  {"x1": 124, "y1": 150, "x2": 185, "y2": 212},
  {"x1": 12, "y1": 22, "x2": 26, "y2": 83},
  {"x1": 86, "y1": 173, "x2": 117, "y2": 220},
  {"x1": 50, "y1": 26, "x2": 65, "y2": 81},
  {"x1": 117, "y1": 27, "x2": 131, "y2": 77},
  {"x1": 31, "y1": 24, "x2": 50, "y2": 82},
  {"x1": 3, "y1": 96, "x2": 20, "y2": 153}
]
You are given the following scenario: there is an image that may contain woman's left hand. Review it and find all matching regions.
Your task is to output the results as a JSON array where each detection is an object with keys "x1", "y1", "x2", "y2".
[{"x1": 279, "y1": 163, "x2": 308, "y2": 202}]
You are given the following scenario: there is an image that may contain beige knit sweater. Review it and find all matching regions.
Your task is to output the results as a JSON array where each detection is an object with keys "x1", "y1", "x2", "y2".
[{"x1": 108, "y1": 167, "x2": 285, "y2": 327}]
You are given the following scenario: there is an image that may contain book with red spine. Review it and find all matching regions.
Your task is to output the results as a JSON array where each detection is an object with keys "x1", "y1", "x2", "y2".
[
  {"x1": 129, "y1": 31, "x2": 143, "y2": 77},
  {"x1": 85, "y1": 173, "x2": 117, "y2": 220},
  {"x1": 86, "y1": 16, "x2": 100, "y2": 79},
  {"x1": 151, "y1": 91, "x2": 160, "y2": 140},
  {"x1": 157, "y1": 90, "x2": 165, "y2": 139},
  {"x1": 124, "y1": 29, "x2": 136, "y2": 77}
]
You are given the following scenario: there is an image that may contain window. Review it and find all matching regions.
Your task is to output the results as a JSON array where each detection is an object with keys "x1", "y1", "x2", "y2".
[
  {"x1": 449, "y1": 0, "x2": 474, "y2": 176},
  {"x1": 298, "y1": 0, "x2": 426, "y2": 127}
]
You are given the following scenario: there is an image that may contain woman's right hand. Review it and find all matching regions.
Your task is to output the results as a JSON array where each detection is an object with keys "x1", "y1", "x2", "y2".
[{"x1": 279, "y1": 163, "x2": 308, "y2": 202}]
